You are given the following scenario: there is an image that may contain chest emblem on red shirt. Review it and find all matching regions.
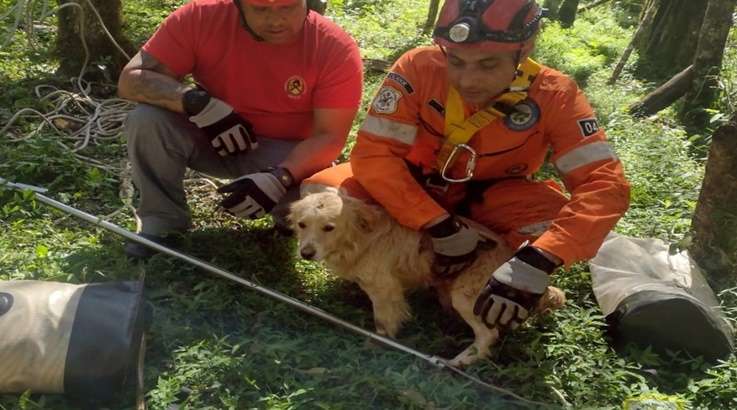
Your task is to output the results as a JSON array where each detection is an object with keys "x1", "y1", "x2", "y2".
[
  {"x1": 372, "y1": 86, "x2": 402, "y2": 114},
  {"x1": 285, "y1": 76, "x2": 306, "y2": 98},
  {"x1": 504, "y1": 99, "x2": 540, "y2": 131}
]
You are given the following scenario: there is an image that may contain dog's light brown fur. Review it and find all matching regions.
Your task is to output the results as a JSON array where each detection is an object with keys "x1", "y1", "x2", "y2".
[{"x1": 289, "y1": 188, "x2": 565, "y2": 367}]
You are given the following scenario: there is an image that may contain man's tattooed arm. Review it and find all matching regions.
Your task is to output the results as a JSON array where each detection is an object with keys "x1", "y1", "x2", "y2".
[{"x1": 117, "y1": 51, "x2": 191, "y2": 113}]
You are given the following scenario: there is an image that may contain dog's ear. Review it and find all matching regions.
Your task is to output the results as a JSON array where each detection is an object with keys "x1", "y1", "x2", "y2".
[
  {"x1": 342, "y1": 196, "x2": 383, "y2": 234},
  {"x1": 336, "y1": 187, "x2": 351, "y2": 197},
  {"x1": 357, "y1": 205, "x2": 383, "y2": 233},
  {"x1": 286, "y1": 211, "x2": 298, "y2": 232},
  {"x1": 287, "y1": 197, "x2": 310, "y2": 228}
]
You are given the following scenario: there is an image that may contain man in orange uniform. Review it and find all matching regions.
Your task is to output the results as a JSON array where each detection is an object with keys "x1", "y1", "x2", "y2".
[{"x1": 305, "y1": 0, "x2": 629, "y2": 331}]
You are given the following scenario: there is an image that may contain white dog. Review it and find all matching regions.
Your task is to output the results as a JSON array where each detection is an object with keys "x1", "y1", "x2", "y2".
[{"x1": 289, "y1": 188, "x2": 565, "y2": 367}]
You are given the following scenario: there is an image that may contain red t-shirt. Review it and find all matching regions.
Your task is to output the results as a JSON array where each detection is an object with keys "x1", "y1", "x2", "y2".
[{"x1": 143, "y1": 0, "x2": 363, "y2": 140}]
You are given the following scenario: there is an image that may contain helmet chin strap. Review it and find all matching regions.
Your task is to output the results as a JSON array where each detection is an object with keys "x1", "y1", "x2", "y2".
[{"x1": 513, "y1": 48, "x2": 522, "y2": 79}]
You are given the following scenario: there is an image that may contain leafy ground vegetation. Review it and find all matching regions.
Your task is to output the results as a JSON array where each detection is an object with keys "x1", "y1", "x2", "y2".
[{"x1": 1, "y1": 0, "x2": 737, "y2": 408}]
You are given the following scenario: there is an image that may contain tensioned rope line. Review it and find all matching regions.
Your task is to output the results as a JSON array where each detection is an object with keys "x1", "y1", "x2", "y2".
[{"x1": 0, "y1": 177, "x2": 556, "y2": 409}]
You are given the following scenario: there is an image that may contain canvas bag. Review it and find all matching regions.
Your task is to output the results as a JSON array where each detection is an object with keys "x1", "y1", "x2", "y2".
[
  {"x1": 0, "y1": 280, "x2": 146, "y2": 400},
  {"x1": 589, "y1": 232, "x2": 734, "y2": 361}
]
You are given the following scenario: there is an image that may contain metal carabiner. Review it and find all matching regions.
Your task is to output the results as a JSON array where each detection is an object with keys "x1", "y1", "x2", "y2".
[{"x1": 440, "y1": 143, "x2": 477, "y2": 183}]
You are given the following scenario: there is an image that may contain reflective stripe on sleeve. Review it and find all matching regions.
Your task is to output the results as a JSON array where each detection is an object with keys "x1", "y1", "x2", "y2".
[
  {"x1": 360, "y1": 115, "x2": 418, "y2": 145},
  {"x1": 517, "y1": 220, "x2": 553, "y2": 236},
  {"x1": 555, "y1": 141, "x2": 618, "y2": 174}
]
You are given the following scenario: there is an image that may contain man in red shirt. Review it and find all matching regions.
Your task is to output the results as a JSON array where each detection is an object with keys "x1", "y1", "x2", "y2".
[{"x1": 118, "y1": 0, "x2": 363, "y2": 258}]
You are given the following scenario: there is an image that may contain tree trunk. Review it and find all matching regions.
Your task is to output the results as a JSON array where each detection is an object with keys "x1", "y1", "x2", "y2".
[
  {"x1": 558, "y1": 0, "x2": 580, "y2": 28},
  {"x1": 56, "y1": 0, "x2": 134, "y2": 78},
  {"x1": 543, "y1": 0, "x2": 563, "y2": 19},
  {"x1": 690, "y1": 114, "x2": 737, "y2": 289},
  {"x1": 680, "y1": 0, "x2": 737, "y2": 127},
  {"x1": 628, "y1": 65, "x2": 694, "y2": 117},
  {"x1": 636, "y1": 0, "x2": 708, "y2": 78},
  {"x1": 423, "y1": 0, "x2": 441, "y2": 34},
  {"x1": 608, "y1": 0, "x2": 658, "y2": 85}
]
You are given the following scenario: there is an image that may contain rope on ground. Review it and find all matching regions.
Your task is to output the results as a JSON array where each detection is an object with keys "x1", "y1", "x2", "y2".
[
  {"x1": 1, "y1": 1, "x2": 134, "y2": 172},
  {"x1": 1, "y1": 81, "x2": 134, "y2": 171},
  {"x1": 1, "y1": 0, "x2": 136, "y2": 217}
]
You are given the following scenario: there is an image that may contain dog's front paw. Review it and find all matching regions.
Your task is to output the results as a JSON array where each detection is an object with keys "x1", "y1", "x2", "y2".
[
  {"x1": 535, "y1": 286, "x2": 566, "y2": 315},
  {"x1": 448, "y1": 345, "x2": 483, "y2": 368},
  {"x1": 374, "y1": 321, "x2": 399, "y2": 338}
]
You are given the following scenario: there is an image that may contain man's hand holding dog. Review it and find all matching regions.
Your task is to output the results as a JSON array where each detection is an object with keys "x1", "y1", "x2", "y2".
[
  {"x1": 474, "y1": 245, "x2": 560, "y2": 329},
  {"x1": 184, "y1": 89, "x2": 257, "y2": 157},
  {"x1": 427, "y1": 215, "x2": 481, "y2": 278},
  {"x1": 218, "y1": 167, "x2": 293, "y2": 219}
]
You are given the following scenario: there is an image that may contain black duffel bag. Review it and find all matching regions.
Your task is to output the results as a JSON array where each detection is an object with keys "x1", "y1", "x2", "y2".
[
  {"x1": 590, "y1": 233, "x2": 734, "y2": 361},
  {"x1": 0, "y1": 280, "x2": 146, "y2": 401}
]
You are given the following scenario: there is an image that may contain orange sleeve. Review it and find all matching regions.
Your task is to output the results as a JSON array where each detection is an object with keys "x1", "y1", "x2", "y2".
[
  {"x1": 533, "y1": 74, "x2": 630, "y2": 266},
  {"x1": 350, "y1": 50, "x2": 448, "y2": 230}
]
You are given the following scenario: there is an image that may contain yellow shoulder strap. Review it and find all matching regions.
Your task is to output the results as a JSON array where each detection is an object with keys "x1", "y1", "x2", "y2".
[{"x1": 436, "y1": 58, "x2": 542, "y2": 172}]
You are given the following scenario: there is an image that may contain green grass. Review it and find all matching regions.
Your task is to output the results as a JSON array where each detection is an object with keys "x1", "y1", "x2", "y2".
[{"x1": 2, "y1": 1, "x2": 737, "y2": 409}]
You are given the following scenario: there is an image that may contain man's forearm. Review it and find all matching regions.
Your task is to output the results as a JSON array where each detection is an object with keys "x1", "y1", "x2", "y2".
[
  {"x1": 118, "y1": 51, "x2": 191, "y2": 113},
  {"x1": 118, "y1": 69, "x2": 190, "y2": 113},
  {"x1": 278, "y1": 133, "x2": 345, "y2": 182}
]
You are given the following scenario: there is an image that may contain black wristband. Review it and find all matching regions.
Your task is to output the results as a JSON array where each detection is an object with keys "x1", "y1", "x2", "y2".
[
  {"x1": 427, "y1": 216, "x2": 459, "y2": 238},
  {"x1": 182, "y1": 89, "x2": 212, "y2": 116},
  {"x1": 266, "y1": 167, "x2": 294, "y2": 189},
  {"x1": 515, "y1": 246, "x2": 559, "y2": 274}
]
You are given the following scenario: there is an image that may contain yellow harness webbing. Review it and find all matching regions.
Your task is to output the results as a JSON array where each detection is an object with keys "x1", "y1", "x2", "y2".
[{"x1": 436, "y1": 58, "x2": 542, "y2": 173}]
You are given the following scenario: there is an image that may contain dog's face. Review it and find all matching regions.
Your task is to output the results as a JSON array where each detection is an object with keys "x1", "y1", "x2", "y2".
[
  {"x1": 289, "y1": 190, "x2": 379, "y2": 261},
  {"x1": 289, "y1": 191, "x2": 347, "y2": 261}
]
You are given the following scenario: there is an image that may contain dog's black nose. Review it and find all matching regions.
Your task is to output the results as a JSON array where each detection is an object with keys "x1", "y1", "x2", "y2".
[{"x1": 300, "y1": 247, "x2": 316, "y2": 260}]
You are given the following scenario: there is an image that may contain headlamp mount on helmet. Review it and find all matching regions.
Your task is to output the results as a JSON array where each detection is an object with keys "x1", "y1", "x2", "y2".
[{"x1": 434, "y1": 0, "x2": 546, "y2": 45}]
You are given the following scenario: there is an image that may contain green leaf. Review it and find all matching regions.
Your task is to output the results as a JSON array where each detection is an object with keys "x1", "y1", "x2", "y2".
[{"x1": 35, "y1": 244, "x2": 49, "y2": 258}]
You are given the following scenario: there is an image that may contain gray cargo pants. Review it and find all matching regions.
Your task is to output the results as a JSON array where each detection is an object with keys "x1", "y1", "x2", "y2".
[{"x1": 126, "y1": 104, "x2": 300, "y2": 236}]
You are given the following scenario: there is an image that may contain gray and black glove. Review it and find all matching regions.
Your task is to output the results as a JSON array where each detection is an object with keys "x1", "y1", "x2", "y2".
[
  {"x1": 427, "y1": 215, "x2": 481, "y2": 278},
  {"x1": 473, "y1": 245, "x2": 559, "y2": 329},
  {"x1": 217, "y1": 167, "x2": 293, "y2": 219},
  {"x1": 184, "y1": 89, "x2": 257, "y2": 157}
]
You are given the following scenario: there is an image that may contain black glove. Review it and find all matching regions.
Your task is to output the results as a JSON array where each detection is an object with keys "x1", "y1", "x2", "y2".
[
  {"x1": 217, "y1": 167, "x2": 293, "y2": 219},
  {"x1": 184, "y1": 89, "x2": 257, "y2": 157},
  {"x1": 427, "y1": 215, "x2": 481, "y2": 278},
  {"x1": 473, "y1": 245, "x2": 559, "y2": 329}
]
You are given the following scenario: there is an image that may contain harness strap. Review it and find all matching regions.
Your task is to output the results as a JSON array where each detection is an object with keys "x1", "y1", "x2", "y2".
[{"x1": 435, "y1": 58, "x2": 542, "y2": 174}]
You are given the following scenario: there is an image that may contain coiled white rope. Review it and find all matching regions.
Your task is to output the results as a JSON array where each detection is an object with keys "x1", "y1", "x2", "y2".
[
  {"x1": 1, "y1": 0, "x2": 140, "y2": 219},
  {"x1": 1, "y1": 0, "x2": 134, "y2": 173}
]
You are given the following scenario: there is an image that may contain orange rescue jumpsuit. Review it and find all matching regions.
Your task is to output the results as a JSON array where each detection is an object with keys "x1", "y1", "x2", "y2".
[{"x1": 304, "y1": 46, "x2": 630, "y2": 267}]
